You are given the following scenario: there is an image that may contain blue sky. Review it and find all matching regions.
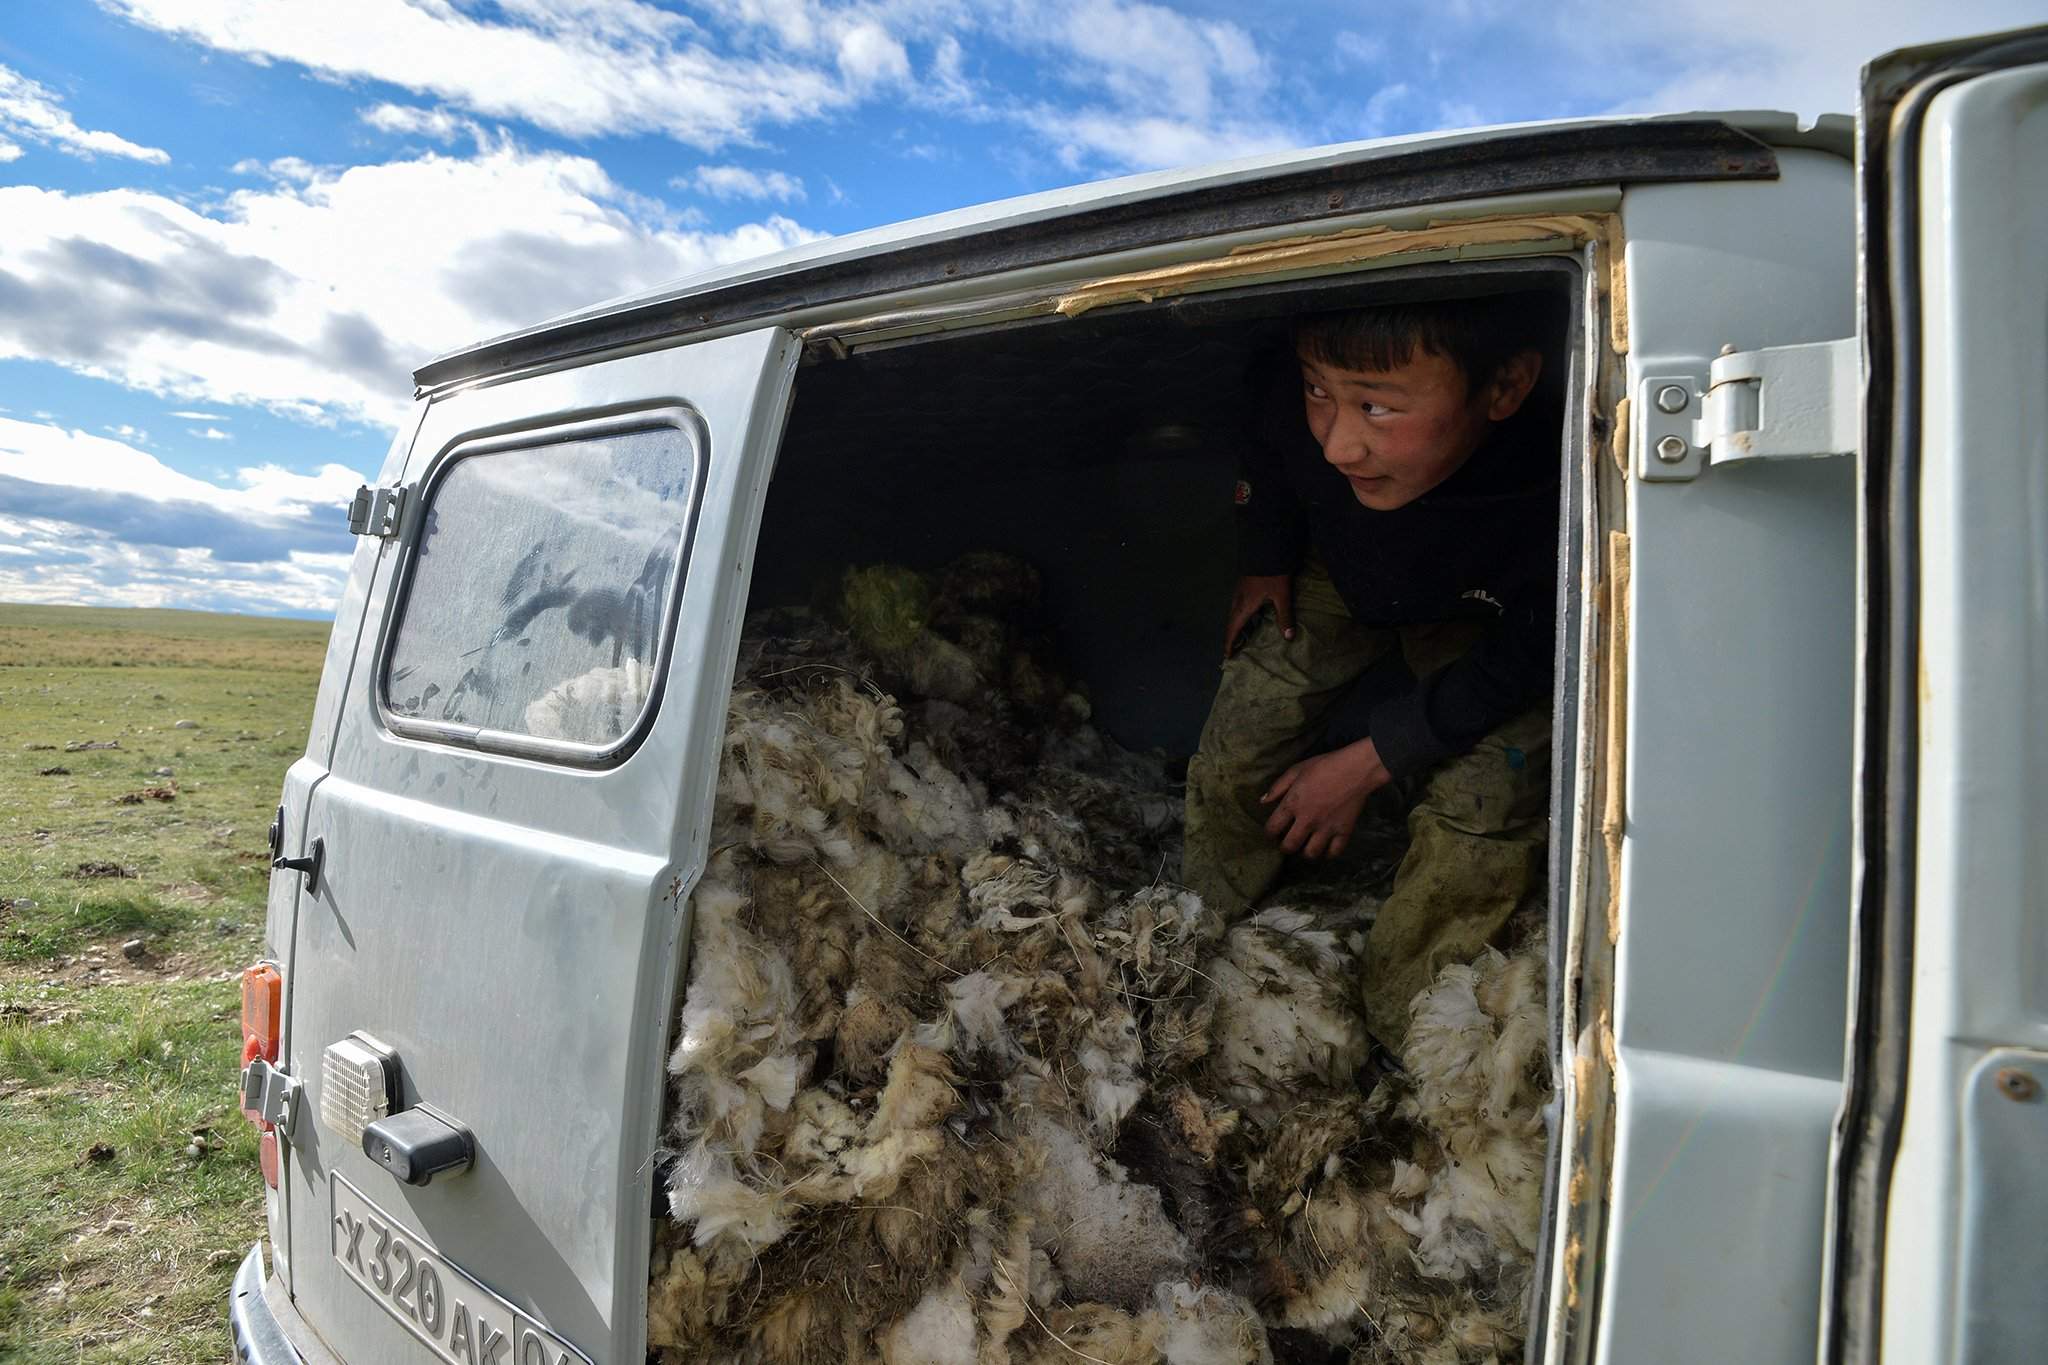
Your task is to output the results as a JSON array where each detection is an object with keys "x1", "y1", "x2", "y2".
[{"x1": 0, "y1": 0, "x2": 2031, "y2": 616}]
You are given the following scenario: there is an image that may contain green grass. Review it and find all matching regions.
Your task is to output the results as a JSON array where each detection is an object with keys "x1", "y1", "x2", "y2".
[
  {"x1": 0, "y1": 603, "x2": 329, "y2": 969},
  {"x1": 0, "y1": 603, "x2": 327, "y2": 1363}
]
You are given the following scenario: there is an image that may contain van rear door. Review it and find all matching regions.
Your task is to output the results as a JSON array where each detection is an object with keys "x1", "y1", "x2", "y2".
[
  {"x1": 1822, "y1": 26, "x2": 2048, "y2": 1365},
  {"x1": 280, "y1": 328, "x2": 798, "y2": 1365}
]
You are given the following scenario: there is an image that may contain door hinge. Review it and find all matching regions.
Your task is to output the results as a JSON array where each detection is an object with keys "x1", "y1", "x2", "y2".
[
  {"x1": 240, "y1": 1055, "x2": 303, "y2": 1136},
  {"x1": 346, "y1": 484, "x2": 407, "y2": 537},
  {"x1": 1636, "y1": 337, "x2": 1859, "y2": 481}
]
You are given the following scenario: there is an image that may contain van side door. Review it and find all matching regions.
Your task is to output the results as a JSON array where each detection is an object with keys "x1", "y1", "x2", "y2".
[
  {"x1": 1824, "y1": 27, "x2": 2048, "y2": 1365},
  {"x1": 278, "y1": 328, "x2": 797, "y2": 1365}
]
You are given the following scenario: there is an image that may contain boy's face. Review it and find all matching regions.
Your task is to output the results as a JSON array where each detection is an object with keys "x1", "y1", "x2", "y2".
[{"x1": 1297, "y1": 343, "x2": 1540, "y2": 511}]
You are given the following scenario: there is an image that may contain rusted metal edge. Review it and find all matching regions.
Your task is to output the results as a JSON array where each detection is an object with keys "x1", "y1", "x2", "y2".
[
  {"x1": 1547, "y1": 524, "x2": 1630, "y2": 1357},
  {"x1": 1601, "y1": 531, "x2": 1632, "y2": 950},
  {"x1": 1533, "y1": 239, "x2": 1626, "y2": 1365},
  {"x1": 413, "y1": 121, "x2": 1772, "y2": 391},
  {"x1": 1048, "y1": 213, "x2": 1603, "y2": 318},
  {"x1": 804, "y1": 219, "x2": 1606, "y2": 357}
]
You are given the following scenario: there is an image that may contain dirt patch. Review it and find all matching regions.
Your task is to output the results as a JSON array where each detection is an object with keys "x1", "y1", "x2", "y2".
[
  {"x1": 69, "y1": 862, "x2": 138, "y2": 880},
  {"x1": 112, "y1": 784, "x2": 176, "y2": 805},
  {"x1": 0, "y1": 938, "x2": 215, "y2": 988},
  {"x1": 37, "y1": 765, "x2": 71, "y2": 776},
  {"x1": 0, "y1": 999, "x2": 78, "y2": 1026}
]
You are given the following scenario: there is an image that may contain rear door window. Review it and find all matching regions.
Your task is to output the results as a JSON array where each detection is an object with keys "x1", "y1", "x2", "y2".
[{"x1": 381, "y1": 418, "x2": 701, "y2": 760}]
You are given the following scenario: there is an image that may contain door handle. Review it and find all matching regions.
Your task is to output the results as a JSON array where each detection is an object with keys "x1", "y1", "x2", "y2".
[{"x1": 272, "y1": 837, "x2": 324, "y2": 894}]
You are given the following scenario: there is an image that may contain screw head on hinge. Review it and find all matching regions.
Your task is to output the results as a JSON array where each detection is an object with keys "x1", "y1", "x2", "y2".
[
  {"x1": 1654, "y1": 384, "x2": 1690, "y2": 414},
  {"x1": 1654, "y1": 435, "x2": 1689, "y2": 464}
]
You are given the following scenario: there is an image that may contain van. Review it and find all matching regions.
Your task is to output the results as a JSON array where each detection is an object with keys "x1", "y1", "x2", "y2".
[{"x1": 228, "y1": 24, "x2": 2047, "y2": 1365}]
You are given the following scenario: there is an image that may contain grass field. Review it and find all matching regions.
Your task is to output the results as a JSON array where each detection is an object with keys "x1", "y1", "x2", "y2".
[{"x1": 0, "y1": 602, "x2": 329, "y2": 1363}]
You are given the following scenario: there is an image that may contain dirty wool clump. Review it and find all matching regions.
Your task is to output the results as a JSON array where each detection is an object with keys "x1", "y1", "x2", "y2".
[{"x1": 652, "y1": 554, "x2": 1553, "y2": 1365}]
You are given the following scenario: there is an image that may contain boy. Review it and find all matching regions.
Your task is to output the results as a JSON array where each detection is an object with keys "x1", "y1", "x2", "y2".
[{"x1": 1182, "y1": 295, "x2": 1559, "y2": 1053}]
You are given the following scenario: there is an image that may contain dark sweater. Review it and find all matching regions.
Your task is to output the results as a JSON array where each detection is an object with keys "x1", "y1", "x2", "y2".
[{"x1": 1235, "y1": 361, "x2": 1561, "y2": 781}]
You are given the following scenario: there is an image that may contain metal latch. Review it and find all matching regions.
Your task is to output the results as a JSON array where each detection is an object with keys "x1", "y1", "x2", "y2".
[
  {"x1": 240, "y1": 1055, "x2": 303, "y2": 1136},
  {"x1": 272, "y1": 836, "x2": 323, "y2": 895},
  {"x1": 346, "y1": 484, "x2": 407, "y2": 537},
  {"x1": 1636, "y1": 338, "x2": 1859, "y2": 481}
]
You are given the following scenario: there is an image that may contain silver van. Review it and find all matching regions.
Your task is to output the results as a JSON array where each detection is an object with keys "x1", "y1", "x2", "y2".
[{"x1": 229, "y1": 25, "x2": 2048, "y2": 1365}]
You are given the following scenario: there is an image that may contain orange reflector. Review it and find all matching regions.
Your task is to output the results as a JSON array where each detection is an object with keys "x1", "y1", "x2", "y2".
[
  {"x1": 241, "y1": 963, "x2": 281, "y2": 1064},
  {"x1": 259, "y1": 1130, "x2": 280, "y2": 1189},
  {"x1": 241, "y1": 963, "x2": 282, "y2": 1130}
]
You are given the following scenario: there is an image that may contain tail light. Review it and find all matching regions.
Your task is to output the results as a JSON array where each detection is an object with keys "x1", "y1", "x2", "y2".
[
  {"x1": 240, "y1": 962, "x2": 284, "y2": 1188},
  {"x1": 241, "y1": 963, "x2": 282, "y2": 1069}
]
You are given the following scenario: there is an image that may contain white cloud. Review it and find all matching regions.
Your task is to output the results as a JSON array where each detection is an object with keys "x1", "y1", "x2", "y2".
[
  {"x1": 1334, "y1": 32, "x2": 1387, "y2": 68},
  {"x1": 166, "y1": 409, "x2": 226, "y2": 420},
  {"x1": 359, "y1": 102, "x2": 486, "y2": 147},
  {"x1": 230, "y1": 155, "x2": 325, "y2": 183},
  {"x1": 105, "y1": 423, "x2": 150, "y2": 443},
  {"x1": 1025, "y1": 107, "x2": 1295, "y2": 172},
  {"x1": 926, "y1": 33, "x2": 976, "y2": 108},
  {"x1": 104, "y1": 0, "x2": 857, "y2": 149},
  {"x1": 704, "y1": 0, "x2": 824, "y2": 50},
  {"x1": 189, "y1": 426, "x2": 232, "y2": 441},
  {"x1": 0, "y1": 417, "x2": 366, "y2": 612},
  {"x1": 835, "y1": 20, "x2": 911, "y2": 88},
  {"x1": 3, "y1": 417, "x2": 356, "y2": 514},
  {"x1": 0, "y1": 62, "x2": 170, "y2": 163},
  {"x1": 0, "y1": 141, "x2": 822, "y2": 425},
  {"x1": 1029, "y1": 0, "x2": 1268, "y2": 121},
  {"x1": 679, "y1": 163, "x2": 807, "y2": 202},
  {"x1": 1436, "y1": 100, "x2": 1484, "y2": 130},
  {"x1": 1358, "y1": 83, "x2": 1412, "y2": 138},
  {"x1": 0, "y1": 137, "x2": 21, "y2": 163},
  {"x1": 101, "y1": 0, "x2": 1308, "y2": 176},
  {"x1": 1003, "y1": 0, "x2": 1298, "y2": 171},
  {"x1": 0, "y1": 522, "x2": 353, "y2": 614},
  {"x1": 1574, "y1": 0, "x2": 2040, "y2": 121}
]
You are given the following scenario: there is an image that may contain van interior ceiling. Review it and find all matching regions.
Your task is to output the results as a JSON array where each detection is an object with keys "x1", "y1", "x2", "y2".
[
  {"x1": 749, "y1": 263, "x2": 1577, "y2": 755},
  {"x1": 653, "y1": 261, "x2": 1584, "y2": 1365}
]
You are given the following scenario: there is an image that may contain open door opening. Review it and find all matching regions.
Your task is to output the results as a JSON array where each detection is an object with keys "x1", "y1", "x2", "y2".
[{"x1": 646, "y1": 258, "x2": 1596, "y2": 1363}]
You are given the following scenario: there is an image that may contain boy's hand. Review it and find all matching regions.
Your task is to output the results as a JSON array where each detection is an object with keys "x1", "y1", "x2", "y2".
[
  {"x1": 1224, "y1": 574, "x2": 1295, "y2": 659},
  {"x1": 1261, "y1": 739, "x2": 1390, "y2": 859}
]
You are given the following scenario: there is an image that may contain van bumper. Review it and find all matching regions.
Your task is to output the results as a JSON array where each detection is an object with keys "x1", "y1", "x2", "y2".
[{"x1": 229, "y1": 1244, "x2": 302, "y2": 1364}]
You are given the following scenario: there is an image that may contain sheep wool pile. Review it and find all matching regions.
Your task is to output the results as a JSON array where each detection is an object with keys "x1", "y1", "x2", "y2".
[{"x1": 651, "y1": 554, "x2": 1552, "y2": 1365}]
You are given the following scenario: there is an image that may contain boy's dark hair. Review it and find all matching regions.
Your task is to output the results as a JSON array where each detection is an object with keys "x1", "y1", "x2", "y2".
[{"x1": 1292, "y1": 293, "x2": 1548, "y2": 392}]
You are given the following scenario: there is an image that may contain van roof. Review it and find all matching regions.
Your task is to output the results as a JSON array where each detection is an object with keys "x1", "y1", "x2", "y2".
[{"x1": 413, "y1": 109, "x2": 1851, "y2": 391}]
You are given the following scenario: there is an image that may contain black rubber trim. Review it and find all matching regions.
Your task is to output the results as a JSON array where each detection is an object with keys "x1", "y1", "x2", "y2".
[
  {"x1": 414, "y1": 120, "x2": 1774, "y2": 390},
  {"x1": 229, "y1": 1245, "x2": 303, "y2": 1364},
  {"x1": 1821, "y1": 27, "x2": 2048, "y2": 1365}
]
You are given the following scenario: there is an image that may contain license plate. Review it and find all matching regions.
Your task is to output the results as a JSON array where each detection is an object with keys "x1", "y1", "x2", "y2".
[{"x1": 331, "y1": 1175, "x2": 590, "y2": 1365}]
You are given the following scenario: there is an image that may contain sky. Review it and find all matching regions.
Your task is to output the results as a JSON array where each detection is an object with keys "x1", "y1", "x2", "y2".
[{"x1": 0, "y1": 0, "x2": 2033, "y2": 618}]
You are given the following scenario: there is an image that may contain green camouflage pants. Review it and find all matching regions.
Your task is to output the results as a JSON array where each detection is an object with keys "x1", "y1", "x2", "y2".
[{"x1": 1183, "y1": 562, "x2": 1550, "y2": 1051}]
